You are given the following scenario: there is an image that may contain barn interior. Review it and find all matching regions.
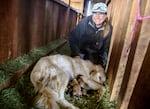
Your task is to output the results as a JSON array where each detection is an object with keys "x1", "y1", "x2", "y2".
[{"x1": 0, "y1": 0, "x2": 150, "y2": 109}]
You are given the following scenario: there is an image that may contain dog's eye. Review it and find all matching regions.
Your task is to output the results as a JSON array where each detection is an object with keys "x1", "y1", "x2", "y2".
[
  {"x1": 99, "y1": 76, "x2": 102, "y2": 81},
  {"x1": 90, "y1": 70, "x2": 96, "y2": 75}
]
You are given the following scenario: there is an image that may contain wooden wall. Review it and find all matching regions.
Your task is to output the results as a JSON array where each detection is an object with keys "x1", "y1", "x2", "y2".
[
  {"x1": 0, "y1": 0, "x2": 78, "y2": 64},
  {"x1": 128, "y1": 42, "x2": 150, "y2": 109},
  {"x1": 106, "y1": 0, "x2": 150, "y2": 109},
  {"x1": 62, "y1": 0, "x2": 84, "y2": 13}
]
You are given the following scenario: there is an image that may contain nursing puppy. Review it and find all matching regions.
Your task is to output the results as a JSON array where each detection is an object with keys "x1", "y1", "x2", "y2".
[
  {"x1": 30, "y1": 54, "x2": 106, "y2": 109},
  {"x1": 67, "y1": 74, "x2": 105, "y2": 97}
]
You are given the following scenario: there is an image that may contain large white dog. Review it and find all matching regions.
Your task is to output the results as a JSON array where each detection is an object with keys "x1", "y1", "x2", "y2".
[{"x1": 30, "y1": 54, "x2": 106, "y2": 109}]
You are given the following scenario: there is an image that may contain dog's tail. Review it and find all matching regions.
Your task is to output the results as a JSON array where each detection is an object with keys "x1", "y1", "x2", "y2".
[{"x1": 33, "y1": 87, "x2": 60, "y2": 109}]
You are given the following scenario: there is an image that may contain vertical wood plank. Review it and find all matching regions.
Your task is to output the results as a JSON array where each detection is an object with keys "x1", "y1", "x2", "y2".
[
  {"x1": 106, "y1": 0, "x2": 121, "y2": 86},
  {"x1": 109, "y1": 0, "x2": 134, "y2": 101},
  {"x1": 118, "y1": 0, "x2": 149, "y2": 108},
  {"x1": 128, "y1": 42, "x2": 150, "y2": 109},
  {"x1": 0, "y1": 0, "x2": 18, "y2": 63},
  {"x1": 106, "y1": 0, "x2": 132, "y2": 101}
]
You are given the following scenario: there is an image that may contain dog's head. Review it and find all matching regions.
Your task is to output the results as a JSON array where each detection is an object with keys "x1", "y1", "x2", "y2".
[
  {"x1": 76, "y1": 65, "x2": 106, "y2": 90},
  {"x1": 89, "y1": 65, "x2": 106, "y2": 84}
]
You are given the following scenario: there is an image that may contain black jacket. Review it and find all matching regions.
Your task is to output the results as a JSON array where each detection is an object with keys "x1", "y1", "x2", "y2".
[{"x1": 69, "y1": 15, "x2": 112, "y2": 66}]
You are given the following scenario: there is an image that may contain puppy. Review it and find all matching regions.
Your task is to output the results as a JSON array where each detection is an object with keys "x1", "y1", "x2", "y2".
[
  {"x1": 67, "y1": 74, "x2": 105, "y2": 97},
  {"x1": 67, "y1": 75, "x2": 91, "y2": 97},
  {"x1": 67, "y1": 77, "x2": 82, "y2": 97},
  {"x1": 30, "y1": 54, "x2": 106, "y2": 109}
]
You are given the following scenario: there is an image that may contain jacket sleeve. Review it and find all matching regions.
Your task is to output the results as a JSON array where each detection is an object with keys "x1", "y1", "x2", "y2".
[
  {"x1": 69, "y1": 20, "x2": 85, "y2": 57},
  {"x1": 101, "y1": 24, "x2": 113, "y2": 66}
]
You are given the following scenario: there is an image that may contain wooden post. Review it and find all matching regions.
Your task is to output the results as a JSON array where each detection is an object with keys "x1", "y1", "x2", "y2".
[
  {"x1": 106, "y1": 0, "x2": 132, "y2": 101},
  {"x1": 108, "y1": 0, "x2": 134, "y2": 101},
  {"x1": 118, "y1": 0, "x2": 149, "y2": 109},
  {"x1": 0, "y1": 0, "x2": 18, "y2": 63},
  {"x1": 128, "y1": 41, "x2": 150, "y2": 109}
]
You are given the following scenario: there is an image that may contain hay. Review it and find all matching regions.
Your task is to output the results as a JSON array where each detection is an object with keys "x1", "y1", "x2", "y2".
[
  {"x1": 0, "y1": 39, "x2": 116, "y2": 109},
  {"x1": 65, "y1": 81, "x2": 116, "y2": 109}
]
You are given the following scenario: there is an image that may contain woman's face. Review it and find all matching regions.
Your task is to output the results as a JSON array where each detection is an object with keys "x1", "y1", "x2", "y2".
[{"x1": 92, "y1": 12, "x2": 107, "y2": 27}]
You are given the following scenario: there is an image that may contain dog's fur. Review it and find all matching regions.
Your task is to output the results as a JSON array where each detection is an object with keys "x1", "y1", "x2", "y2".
[{"x1": 30, "y1": 54, "x2": 106, "y2": 109}]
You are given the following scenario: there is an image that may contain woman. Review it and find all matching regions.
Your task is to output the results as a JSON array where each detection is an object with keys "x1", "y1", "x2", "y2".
[{"x1": 69, "y1": 2, "x2": 113, "y2": 68}]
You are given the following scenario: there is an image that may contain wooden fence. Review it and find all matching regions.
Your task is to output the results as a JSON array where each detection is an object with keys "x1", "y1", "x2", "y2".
[
  {"x1": 0, "y1": 0, "x2": 79, "y2": 64},
  {"x1": 106, "y1": 0, "x2": 150, "y2": 109}
]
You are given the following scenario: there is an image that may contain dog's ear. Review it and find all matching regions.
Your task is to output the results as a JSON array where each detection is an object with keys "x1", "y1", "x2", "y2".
[
  {"x1": 89, "y1": 69, "x2": 97, "y2": 75},
  {"x1": 95, "y1": 65, "x2": 105, "y2": 72}
]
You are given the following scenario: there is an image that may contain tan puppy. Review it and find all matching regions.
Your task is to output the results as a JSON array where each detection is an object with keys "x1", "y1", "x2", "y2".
[
  {"x1": 67, "y1": 74, "x2": 105, "y2": 97},
  {"x1": 66, "y1": 75, "x2": 90, "y2": 97},
  {"x1": 67, "y1": 78, "x2": 82, "y2": 97},
  {"x1": 30, "y1": 54, "x2": 106, "y2": 109}
]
